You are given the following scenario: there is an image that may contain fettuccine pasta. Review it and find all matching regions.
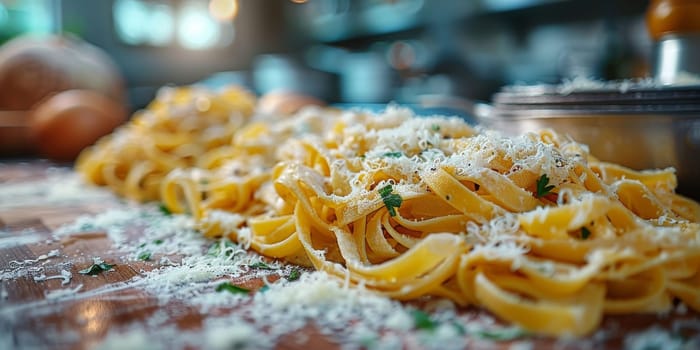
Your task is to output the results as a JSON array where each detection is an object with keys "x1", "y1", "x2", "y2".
[{"x1": 77, "y1": 84, "x2": 700, "y2": 337}]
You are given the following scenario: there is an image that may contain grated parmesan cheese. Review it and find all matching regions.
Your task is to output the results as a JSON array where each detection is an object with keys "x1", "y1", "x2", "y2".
[
  {"x1": 3, "y1": 163, "x2": 697, "y2": 350},
  {"x1": 44, "y1": 284, "x2": 83, "y2": 300},
  {"x1": 93, "y1": 327, "x2": 162, "y2": 350}
]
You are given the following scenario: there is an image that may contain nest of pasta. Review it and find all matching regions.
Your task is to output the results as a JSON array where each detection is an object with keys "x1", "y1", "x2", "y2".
[{"x1": 77, "y1": 85, "x2": 700, "y2": 337}]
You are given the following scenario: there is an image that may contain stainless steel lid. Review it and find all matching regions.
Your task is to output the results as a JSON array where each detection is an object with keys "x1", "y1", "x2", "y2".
[
  {"x1": 492, "y1": 81, "x2": 700, "y2": 115},
  {"x1": 482, "y1": 80, "x2": 700, "y2": 199},
  {"x1": 655, "y1": 34, "x2": 700, "y2": 85}
]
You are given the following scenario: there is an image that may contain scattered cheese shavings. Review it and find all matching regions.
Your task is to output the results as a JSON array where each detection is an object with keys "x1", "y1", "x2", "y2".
[
  {"x1": 0, "y1": 231, "x2": 45, "y2": 249},
  {"x1": 32, "y1": 269, "x2": 72, "y2": 285},
  {"x1": 93, "y1": 327, "x2": 162, "y2": 350},
  {"x1": 623, "y1": 326, "x2": 691, "y2": 350},
  {"x1": 45, "y1": 284, "x2": 83, "y2": 300},
  {"x1": 204, "y1": 320, "x2": 267, "y2": 350},
  {"x1": 0, "y1": 170, "x2": 114, "y2": 209},
  {"x1": 4, "y1": 165, "x2": 697, "y2": 350}
]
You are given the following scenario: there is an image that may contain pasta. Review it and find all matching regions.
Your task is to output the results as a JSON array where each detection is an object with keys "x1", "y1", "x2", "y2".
[{"x1": 77, "y1": 84, "x2": 700, "y2": 337}]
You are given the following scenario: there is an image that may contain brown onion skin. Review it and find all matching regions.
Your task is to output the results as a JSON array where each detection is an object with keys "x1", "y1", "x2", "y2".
[
  {"x1": 258, "y1": 90, "x2": 326, "y2": 115},
  {"x1": 0, "y1": 34, "x2": 125, "y2": 111},
  {"x1": 29, "y1": 89, "x2": 128, "y2": 163}
]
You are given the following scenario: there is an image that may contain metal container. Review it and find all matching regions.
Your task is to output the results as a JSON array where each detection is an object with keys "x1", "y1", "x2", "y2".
[
  {"x1": 476, "y1": 83, "x2": 700, "y2": 199},
  {"x1": 655, "y1": 34, "x2": 700, "y2": 85},
  {"x1": 646, "y1": 0, "x2": 700, "y2": 84}
]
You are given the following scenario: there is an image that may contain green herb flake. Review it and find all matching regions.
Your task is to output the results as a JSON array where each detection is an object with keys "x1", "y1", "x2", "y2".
[
  {"x1": 535, "y1": 174, "x2": 556, "y2": 198},
  {"x1": 431, "y1": 124, "x2": 441, "y2": 132},
  {"x1": 249, "y1": 261, "x2": 275, "y2": 270},
  {"x1": 452, "y1": 321, "x2": 466, "y2": 335},
  {"x1": 378, "y1": 185, "x2": 403, "y2": 217},
  {"x1": 411, "y1": 309, "x2": 438, "y2": 331},
  {"x1": 215, "y1": 282, "x2": 250, "y2": 295},
  {"x1": 359, "y1": 335, "x2": 377, "y2": 349},
  {"x1": 79, "y1": 223, "x2": 96, "y2": 232},
  {"x1": 474, "y1": 327, "x2": 528, "y2": 341},
  {"x1": 258, "y1": 285, "x2": 270, "y2": 293},
  {"x1": 79, "y1": 259, "x2": 114, "y2": 275},
  {"x1": 207, "y1": 239, "x2": 237, "y2": 257},
  {"x1": 383, "y1": 151, "x2": 403, "y2": 158},
  {"x1": 158, "y1": 203, "x2": 172, "y2": 216},
  {"x1": 138, "y1": 251, "x2": 151, "y2": 261},
  {"x1": 153, "y1": 239, "x2": 164, "y2": 245},
  {"x1": 581, "y1": 227, "x2": 591, "y2": 240},
  {"x1": 287, "y1": 268, "x2": 301, "y2": 281}
]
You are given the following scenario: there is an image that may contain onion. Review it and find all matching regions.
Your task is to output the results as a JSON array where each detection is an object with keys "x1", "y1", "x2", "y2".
[
  {"x1": 258, "y1": 90, "x2": 326, "y2": 115},
  {"x1": 0, "y1": 34, "x2": 125, "y2": 110},
  {"x1": 29, "y1": 89, "x2": 128, "y2": 163}
]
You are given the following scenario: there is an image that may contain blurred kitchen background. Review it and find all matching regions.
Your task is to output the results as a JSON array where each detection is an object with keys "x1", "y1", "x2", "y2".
[
  {"x1": 0, "y1": 0, "x2": 652, "y2": 112},
  {"x1": 6, "y1": 0, "x2": 700, "y2": 198}
]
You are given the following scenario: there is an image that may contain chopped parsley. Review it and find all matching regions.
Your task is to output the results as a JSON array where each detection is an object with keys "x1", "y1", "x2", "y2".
[
  {"x1": 408, "y1": 310, "x2": 525, "y2": 339},
  {"x1": 358, "y1": 335, "x2": 377, "y2": 349},
  {"x1": 78, "y1": 223, "x2": 96, "y2": 232},
  {"x1": 378, "y1": 184, "x2": 402, "y2": 217},
  {"x1": 383, "y1": 151, "x2": 403, "y2": 158},
  {"x1": 249, "y1": 261, "x2": 275, "y2": 270},
  {"x1": 535, "y1": 174, "x2": 556, "y2": 198},
  {"x1": 431, "y1": 124, "x2": 441, "y2": 132},
  {"x1": 139, "y1": 239, "x2": 162, "y2": 250},
  {"x1": 287, "y1": 268, "x2": 301, "y2": 281},
  {"x1": 138, "y1": 251, "x2": 151, "y2": 261},
  {"x1": 410, "y1": 309, "x2": 438, "y2": 331},
  {"x1": 79, "y1": 258, "x2": 114, "y2": 275},
  {"x1": 474, "y1": 327, "x2": 528, "y2": 341},
  {"x1": 215, "y1": 282, "x2": 250, "y2": 295},
  {"x1": 581, "y1": 227, "x2": 591, "y2": 240},
  {"x1": 158, "y1": 203, "x2": 172, "y2": 216},
  {"x1": 258, "y1": 285, "x2": 270, "y2": 293},
  {"x1": 207, "y1": 239, "x2": 237, "y2": 257},
  {"x1": 452, "y1": 321, "x2": 466, "y2": 335}
]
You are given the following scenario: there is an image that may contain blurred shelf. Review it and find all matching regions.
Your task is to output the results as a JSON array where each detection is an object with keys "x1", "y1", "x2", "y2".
[
  {"x1": 294, "y1": 0, "x2": 646, "y2": 44},
  {"x1": 295, "y1": 0, "x2": 567, "y2": 44}
]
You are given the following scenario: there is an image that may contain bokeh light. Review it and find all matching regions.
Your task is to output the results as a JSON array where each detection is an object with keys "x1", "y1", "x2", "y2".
[
  {"x1": 178, "y1": 1, "x2": 220, "y2": 50},
  {"x1": 208, "y1": 0, "x2": 238, "y2": 21}
]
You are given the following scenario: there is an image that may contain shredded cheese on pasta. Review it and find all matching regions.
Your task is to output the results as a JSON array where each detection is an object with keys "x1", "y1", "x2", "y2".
[{"x1": 76, "y1": 85, "x2": 700, "y2": 337}]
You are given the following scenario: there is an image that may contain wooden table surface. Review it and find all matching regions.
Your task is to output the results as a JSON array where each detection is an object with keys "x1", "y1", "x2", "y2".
[{"x1": 1, "y1": 161, "x2": 699, "y2": 350}]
